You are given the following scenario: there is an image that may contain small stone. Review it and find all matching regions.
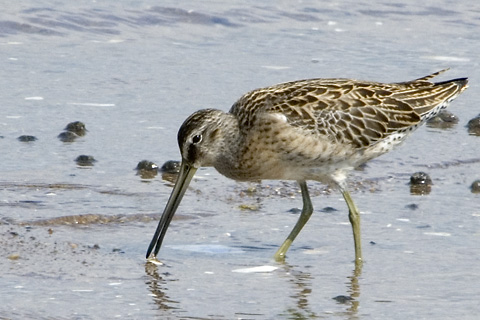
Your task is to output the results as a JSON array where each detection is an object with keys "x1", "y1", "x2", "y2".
[
  {"x1": 238, "y1": 204, "x2": 260, "y2": 211},
  {"x1": 471, "y1": 180, "x2": 480, "y2": 193},
  {"x1": 65, "y1": 121, "x2": 87, "y2": 136},
  {"x1": 244, "y1": 186, "x2": 257, "y2": 195},
  {"x1": 8, "y1": 253, "x2": 20, "y2": 260},
  {"x1": 320, "y1": 206, "x2": 338, "y2": 213},
  {"x1": 332, "y1": 295, "x2": 353, "y2": 303},
  {"x1": 17, "y1": 135, "x2": 37, "y2": 142},
  {"x1": 405, "y1": 203, "x2": 419, "y2": 210},
  {"x1": 467, "y1": 115, "x2": 480, "y2": 136},
  {"x1": 136, "y1": 160, "x2": 159, "y2": 179},
  {"x1": 410, "y1": 172, "x2": 432, "y2": 195},
  {"x1": 426, "y1": 110, "x2": 459, "y2": 129},
  {"x1": 160, "y1": 160, "x2": 181, "y2": 174},
  {"x1": 410, "y1": 172, "x2": 433, "y2": 185},
  {"x1": 288, "y1": 208, "x2": 301, "y2": 214},
  {"x1": 136, "y1": 160, "x2": 158, "y2": 171},
  {"x1": 75, "y1": 155, "x2": 96, "y2": 166}
]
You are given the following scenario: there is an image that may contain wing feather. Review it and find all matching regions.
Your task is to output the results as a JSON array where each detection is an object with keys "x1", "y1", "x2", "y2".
[{"x1": 229, "y1": 71, "x2": 468, "y2": 149}]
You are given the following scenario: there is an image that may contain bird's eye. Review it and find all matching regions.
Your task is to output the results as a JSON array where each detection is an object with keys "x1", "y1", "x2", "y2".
[{"x1": 192, "y1": 134, "x2": 202, "y2": 144}]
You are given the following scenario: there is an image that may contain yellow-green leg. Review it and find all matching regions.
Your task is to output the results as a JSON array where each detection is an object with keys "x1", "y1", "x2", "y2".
[
  {"x1": 341, "y1": 189, "x2": 363, "y2": 265},
  {"x1": 274, "y1": 180, "x2": 312, "y2": 261}
]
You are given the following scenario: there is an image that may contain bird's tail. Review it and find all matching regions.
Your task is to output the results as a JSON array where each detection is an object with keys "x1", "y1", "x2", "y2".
[{"x1": 410, "y1": 71, "x2": 468, "y2": 118}]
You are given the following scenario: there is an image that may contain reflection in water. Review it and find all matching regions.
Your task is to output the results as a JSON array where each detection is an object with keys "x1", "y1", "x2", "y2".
[
  {"x1": 282, "y1": 264, "x2": 317, "y2": 319},
  {"x1": 280, "y1": 262, "x2": 363, "y2": 319},
  {"x1": 345, "y1": 264, "x2": 362, "y2": 317},
  {"x1": 144, "y1": 262, "x2": 179, "y2": 313},
  {"x1": 144, "y1": 258, "x2": 363, "y2": 319}
]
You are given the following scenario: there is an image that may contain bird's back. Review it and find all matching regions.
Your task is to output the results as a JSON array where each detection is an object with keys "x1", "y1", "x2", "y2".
[{"x1": 230, "y1": 70, "x2": 468, "y2": 151}]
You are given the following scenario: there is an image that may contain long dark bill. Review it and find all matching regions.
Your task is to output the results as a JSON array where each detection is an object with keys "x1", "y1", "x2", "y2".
[{"x1": 146, "y1": 160, "x2": 197, "y2": 259}]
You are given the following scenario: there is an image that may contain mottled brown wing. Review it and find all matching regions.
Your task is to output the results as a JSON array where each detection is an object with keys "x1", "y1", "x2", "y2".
[{"x1": 230, "y1": 72, "x2": 467, "y2": 149}]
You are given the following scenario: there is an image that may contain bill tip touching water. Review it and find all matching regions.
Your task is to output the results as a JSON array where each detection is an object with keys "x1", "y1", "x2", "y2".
[{"x1": 146, "y1": 69, "x2": 468, "y2": 264}]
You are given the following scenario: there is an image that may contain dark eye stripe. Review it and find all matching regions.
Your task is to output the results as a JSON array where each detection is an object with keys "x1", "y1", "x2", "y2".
[{"x1": 187, "y1": 144, "x2": 197, "y2": 163}]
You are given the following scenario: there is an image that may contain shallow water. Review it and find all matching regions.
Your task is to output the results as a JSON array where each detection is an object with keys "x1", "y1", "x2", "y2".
[{"x1": 1, "y1": 1, "x2": 480, "y2": 319}]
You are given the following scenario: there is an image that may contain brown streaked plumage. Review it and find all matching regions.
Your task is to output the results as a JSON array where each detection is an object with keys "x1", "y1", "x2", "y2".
[{"x1": 147, "y1": 69, "x2": 468, "y2": 265}]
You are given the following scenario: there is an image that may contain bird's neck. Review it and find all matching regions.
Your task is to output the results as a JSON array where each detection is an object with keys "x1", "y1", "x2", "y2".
[{"x1": 212, "y1": 113, "x2": 244, "y2": 177}]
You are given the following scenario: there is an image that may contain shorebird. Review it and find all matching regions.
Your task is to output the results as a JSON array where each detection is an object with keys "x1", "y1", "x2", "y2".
[{"x1": 146, "y1": 69, "x2": 468, "y2": 264}]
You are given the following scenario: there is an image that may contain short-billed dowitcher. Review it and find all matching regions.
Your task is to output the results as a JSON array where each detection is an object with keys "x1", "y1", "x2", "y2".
[{"x1": 147, "y1": 69, "x2": 468, "y2": 264}]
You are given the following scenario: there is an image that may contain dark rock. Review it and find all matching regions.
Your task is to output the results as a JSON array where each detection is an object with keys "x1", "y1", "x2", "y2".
[
  {"x1": 65, "y1": 121, "x2": 87, "y2": 136},
  {"x1": 410, "y1": 172, "x2": 432, "y2": 195},
  {"x1": 136, "y1": 160, "x2": 159, "y2": 179},
  {"x1": 160, "y1": 160, "x2": 181, "y2": 174},
  {"x1": 136, "y1": 160, "x2": 158, "y2": 171},
  {"x1": 427, "y1": 110, "x2": 459, "y2": 129},
  {"x1": 467, "y1": 114, "x2": 480, "y2": 136},
  {"x1": 18, "y1": 135, "x2": 37, "y2": 142},
  {"x1": 471, "y1": 180, "x2": 480, "y2": 193},
  {"x1": 75, "y1": 155, "x2": 96, "y2": 166}
]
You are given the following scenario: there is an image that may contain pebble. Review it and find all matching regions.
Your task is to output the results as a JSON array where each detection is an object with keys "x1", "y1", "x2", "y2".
[
  {"x1": 58, "y1": 121, "x2": 87, "y2": 141},
  {"x1": 17, "y1": 135, "x2": 37, "y2": 142},
  {"x1": 160, "y1": 160, "x2": 181, "y2": 174},
  {"x1": 65, "y1": 121, "x2": 87, "y2": 136},
  {"x1": 410, "y1": 172, "x2": 432, "y2": 195},
  {"x1": 471, "y1": 180, "x2": 480, "y2": 193},
  {"x1": 426, "y1": 110, "x2": 459, "y2": 129},
  {"x1": 136, "y1": 160, "x2": 159, "y2": 179},
  {"x1": 75, "y1": 155, "x2": 96, "y2": 166},
  {"x1": 136, "y1": 160, "x2": 158, "y2": 171},
  {"x1": 410, "y1": 172, "x2": 432, "y2": 185},
  {"x1": 467, "y1": 114, "x2": 480, "y2": 136}
]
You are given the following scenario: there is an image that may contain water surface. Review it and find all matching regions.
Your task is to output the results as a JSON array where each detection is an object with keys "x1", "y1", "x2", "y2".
[{"x1": 1, "y1": 1, "x2": 479, "y2": 319}]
